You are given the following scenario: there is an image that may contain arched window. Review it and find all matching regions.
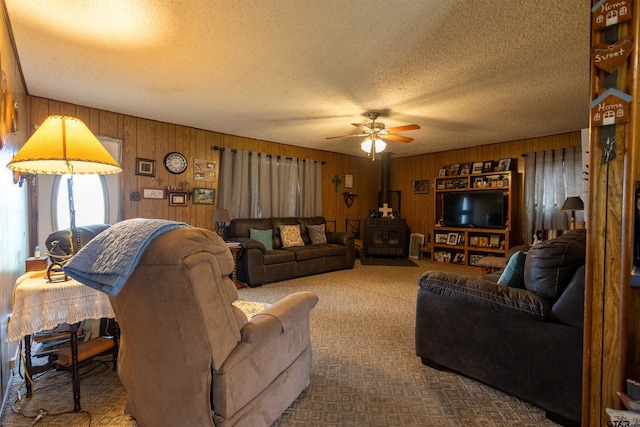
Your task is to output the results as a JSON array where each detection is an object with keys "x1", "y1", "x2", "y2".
[{"x1": 53, "y1": 175, "x2": 107, "y2": 230}]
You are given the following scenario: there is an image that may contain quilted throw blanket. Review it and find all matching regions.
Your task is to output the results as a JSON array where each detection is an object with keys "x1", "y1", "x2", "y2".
[{"x1": 65, "y1": 218, "x2": 188, "y2": 297}]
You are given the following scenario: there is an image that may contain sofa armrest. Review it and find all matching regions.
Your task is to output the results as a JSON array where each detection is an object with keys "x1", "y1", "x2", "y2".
[
  {"x1": 419, "y1": 271, "x2": 551, "y2": 321},
  {"x1": 328, "y1": 231, "x2": 352, "y2": 246},
  {"x1": 240, "y1": 291, "x2": 319, "y2": 345},
  {"x1": 229, "y1": 237, "x2": 267, "y2": 253}
]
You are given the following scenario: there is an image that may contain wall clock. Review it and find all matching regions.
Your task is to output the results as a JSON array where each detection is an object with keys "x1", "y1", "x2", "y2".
[{"x1": 164, "y1": 151, "x2": 188, "y2": 174}]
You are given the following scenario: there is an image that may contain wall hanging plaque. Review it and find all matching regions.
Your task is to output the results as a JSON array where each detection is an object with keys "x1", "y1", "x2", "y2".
[
  {"x1": 592, "y1": 0, "x2": 632, "y2": 31},
  {"x1": 591, "y1": 36, "x2": 634, "y2": 73},
  {"x1": 589, "y1": 88, "x2": 632, "y2": 127}
]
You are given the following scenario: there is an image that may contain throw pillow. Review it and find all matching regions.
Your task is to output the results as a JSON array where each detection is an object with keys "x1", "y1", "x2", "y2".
[
  {"x1": 250, "y1": 228, "x2": 273, "y2": 251},
  {"x1": 307, "y1": 223, "x2": 327, "y2": 244},
  {"x1": 497, "y1": 251, "x2": 527, "y2": 288},
  {"x1": 279, "y1": 225, "x2": 305, "y2": 248}
]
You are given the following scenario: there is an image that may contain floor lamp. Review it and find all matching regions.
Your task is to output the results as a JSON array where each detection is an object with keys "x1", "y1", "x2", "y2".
[{"x1": 7, "y1": 115, "x2": 121, "y2": 255}]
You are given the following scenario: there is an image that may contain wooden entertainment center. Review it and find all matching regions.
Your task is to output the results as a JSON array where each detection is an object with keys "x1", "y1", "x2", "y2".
[{"x1": 432, "y1": 169, "x2": 515, "y2": 269}]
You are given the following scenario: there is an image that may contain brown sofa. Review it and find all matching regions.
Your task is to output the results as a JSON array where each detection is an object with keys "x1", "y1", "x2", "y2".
[
  {"x1": 108, "y1": 227, "x2": 319, "y2": 427},
  {"x1": 416, "y1": 229, "x2": 586, "y2": 426},
  {"x1": 226, "y1": 216, "x2": 355, "y2": 287}
]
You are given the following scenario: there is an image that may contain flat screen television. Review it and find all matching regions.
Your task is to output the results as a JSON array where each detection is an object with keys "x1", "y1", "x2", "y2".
[{"x1": 442, "y1": 190, "x2": 505, "y2": 229}]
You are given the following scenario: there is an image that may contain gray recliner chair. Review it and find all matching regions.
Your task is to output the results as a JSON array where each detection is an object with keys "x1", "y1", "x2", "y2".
[{"x1": 108, "y1": 226, "x2": 319, "y2": 426}]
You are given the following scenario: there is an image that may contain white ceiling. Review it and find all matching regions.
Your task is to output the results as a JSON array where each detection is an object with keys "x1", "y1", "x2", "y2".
[{"x1": 5, "y1": 0, "x2": 591, "y2": 158}]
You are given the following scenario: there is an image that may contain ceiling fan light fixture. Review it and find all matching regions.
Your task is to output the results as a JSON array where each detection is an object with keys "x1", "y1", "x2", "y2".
[{"x1": 360, "y1": 138, "x2": 386, "y2": 154}]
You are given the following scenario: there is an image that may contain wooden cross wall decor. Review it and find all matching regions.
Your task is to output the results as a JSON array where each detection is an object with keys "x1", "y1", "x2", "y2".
[{"x1": 378, "y1": 203, "x2": 393, "y2": 218}]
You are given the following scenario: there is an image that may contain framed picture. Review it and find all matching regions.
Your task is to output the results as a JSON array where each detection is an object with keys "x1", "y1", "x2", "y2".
[
  {"x1": 413, "y1": 179, "x2": 429, "y2": 194},
  {"x1": 169, "y1": 193, "x2": 188, "y2": 207},
  {"x1": 460, "y1": 163, "x2": 471, "y2": 175},
  {"x1": 194, "y1": 158, "x2": 217, "y2": 181},
  {"x1": 344, "y1": 174, "x2": 354, "y2": 189},
  {"x1": 478, "y1": 236, "x2": 489, "y2": 247},
  {"x1": 472, "y1": 162, "x2": 483, "y2": 174},
  {"x1": 448, "y1": 163, "x2": 460, "y2": 176},
  {"x1": 496, "y1": 158, "x2": 512, "y2": 172},
  {"x1": 193, "y1": 187, "x2": 215, "y2": 205},
  {"x1": 469, "y1": 236, "x2": 479, "y2": 246},
  {"x1": 489, "y1": 234, "x2": 501, "y2": 248},
  {"x1": 453, "y1": 253, "x2": 465, "y2": 264},
  {"x1": 143, "y1": 188, "x2": 165, "y2": 199},
  {"x1": 439, "y1": 168, "x2": 448, "y2": 177},
  {"x1": 482, "y1": 161, "x2": 494, "y2": 173},
  {"x1": 135, "y1": 157, "x2": 156, "y2": 177},
  {"x1": 435, "y1": 233, "x2": 448, "y2": 244},
  {"x1": 457, "y1": 234, "x2": 465, "y2": 245},
  {"x1": 447, "y1": 233, "x2": 459, "y2": 245}
]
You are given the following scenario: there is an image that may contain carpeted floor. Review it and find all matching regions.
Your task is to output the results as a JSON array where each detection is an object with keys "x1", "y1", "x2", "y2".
[
  {"x1": 358, "y1": 257, "x2": 418, "y2": 267},
  {"x1": 1, "y1": 259, "x2": 559, "y2": 426}
]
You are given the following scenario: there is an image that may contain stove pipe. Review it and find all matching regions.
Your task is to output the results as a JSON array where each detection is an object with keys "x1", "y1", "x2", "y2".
[{"x1": 379, "y1": 152, "x2": 391, "y2": 207}]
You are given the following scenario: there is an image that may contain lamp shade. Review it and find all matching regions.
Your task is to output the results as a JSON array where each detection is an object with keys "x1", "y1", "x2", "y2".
[
  {"x1": 6, "y1": 115, "x2": 121, "y2": 175},
  {"x1": 213, "y1": 208, "x2": 231, "y2": 223},
  {"x1": 360, "y1": 138, "x2": 386, "y2": 154},
  {"x1": 561, "y1": 196, "x2": 584, "y2": 211}
]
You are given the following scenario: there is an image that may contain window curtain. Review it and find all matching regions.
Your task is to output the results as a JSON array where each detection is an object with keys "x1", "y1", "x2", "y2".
[
  {"x1": 219, "y1": 148, "x2": 322, "y2": 219},
  {"x1": 523, "y1": 146, "x2": 584, "y2": 243}
]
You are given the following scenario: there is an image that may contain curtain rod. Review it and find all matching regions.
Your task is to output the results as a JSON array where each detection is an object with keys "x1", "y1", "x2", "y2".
[{"x1": 211, "y1": 145, "x2": 326, "y2": 164}]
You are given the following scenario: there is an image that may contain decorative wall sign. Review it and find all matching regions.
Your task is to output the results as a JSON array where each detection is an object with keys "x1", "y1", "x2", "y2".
[
  {"x1": 591, "y1": 36, "x2": 634, "y2": 73},
  {"x1": 589, "y1": 88, "x2": 632, "y2": 127},
  {"x1": 592, "y1": 0, "x2": 632, "y2": 31}
]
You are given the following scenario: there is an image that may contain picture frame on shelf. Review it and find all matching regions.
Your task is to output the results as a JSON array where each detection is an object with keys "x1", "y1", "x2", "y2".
[
  {"x1": 457, "y1": 234, "x2": 465, "y2": 245},
  {"x1": 453, "y1": 253, "x2": 465, "y2": 264},
  {"x1": 489, "y1": 234, "x2": 501, "y2": 248},
  {"x1": 135, "y1": 157, "x2": 156, "y2": 177},
  {"x1": 169, "y1": 193, "x2": 188, "y2": 207},
  {"x1": 143, "y1": 188, "x2": 165, "y2": 199},
  {"x1": 469, "y1": 236, "x2": 479, "y2": 246},
  {"x1": 472, "y1": 162, "x2": 484, "y2": 174},
  {"x1": 447, "y1": 233, "x2": 459, "y2": 245},
  {"x1": 413, "y1": 179, "x2": 429, "y2": 194},
  {"x1": 482, "y1": 161, "x2": 494, "y2": 173},
  {"x1": 478, "y1": 236, "x2": 489, "y2": 247},
  {"x1": 192, "y1": 187, "x2": 215, "y2": 205},
  {"x1": 435, "y1": 233, "x2": 448, "y2": 244},
  {"x1": 448, "y1": 163, "x2": 460, "y2": 176},
  {"x1": 469, "y1": 254, "x2": 484, "y2": 266},
  {"x1": 496, "y1": 158, "x2": 512, "y2": 172},
  {"x1": 460, "y1": 163, "x2": 471, "y2": 175},
  {"x1": 439, "y1": 168, "x2": 448, "y2": 177}
]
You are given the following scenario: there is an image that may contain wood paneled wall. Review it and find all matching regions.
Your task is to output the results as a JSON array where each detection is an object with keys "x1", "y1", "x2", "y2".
[
  {"x1": 390, "y1": 131, "x2": 582, "y2": 245},
  {"x1": 27, "y1": 96, "x2": 381, "y2": 237}
]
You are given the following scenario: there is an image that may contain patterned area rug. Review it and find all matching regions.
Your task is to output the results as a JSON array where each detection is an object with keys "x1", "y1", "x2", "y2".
[{"x1": 1, "y1": 259, "x2": 560, "y2": 426}]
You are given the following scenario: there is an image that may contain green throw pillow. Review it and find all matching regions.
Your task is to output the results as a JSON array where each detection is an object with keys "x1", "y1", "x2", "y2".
[
  {"x1": 307, "y1": 223, "x2": 327, "y2": 245},
  {"x1": 497, "y1": 251, "x2": 527, "y2": 288},
  {"x1": 250, "y1": 228, "x2": 273, "y2": 251}
]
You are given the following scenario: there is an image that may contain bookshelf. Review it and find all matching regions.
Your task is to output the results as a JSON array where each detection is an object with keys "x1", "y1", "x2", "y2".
[{"x1": 432, "y1": 169, "x2": 515, "y2": 269}]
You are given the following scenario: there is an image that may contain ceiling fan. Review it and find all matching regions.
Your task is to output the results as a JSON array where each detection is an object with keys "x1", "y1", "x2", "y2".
[{"x1": 326, "y1": 112, "x2": 420, "y2": 161}]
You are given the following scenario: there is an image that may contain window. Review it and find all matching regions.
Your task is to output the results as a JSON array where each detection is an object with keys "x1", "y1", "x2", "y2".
[{"x1": 54, "y1": 175, "x2": 107, "y2": 230}]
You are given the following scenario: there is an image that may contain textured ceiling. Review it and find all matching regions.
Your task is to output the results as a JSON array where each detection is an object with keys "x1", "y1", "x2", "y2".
[{"x1": 5, "y1": 0, "x2": 591, "y2": 158}]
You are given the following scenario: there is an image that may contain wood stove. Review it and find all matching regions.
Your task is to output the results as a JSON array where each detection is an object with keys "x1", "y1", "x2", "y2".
[{"x1": 364, "y1": 218, "x2": 407, "y2": 257}]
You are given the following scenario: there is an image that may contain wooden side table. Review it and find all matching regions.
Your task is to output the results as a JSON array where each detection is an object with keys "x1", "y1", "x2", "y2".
[{"x1": 226, "y1": 244, "x2": 243, "y2": 288}]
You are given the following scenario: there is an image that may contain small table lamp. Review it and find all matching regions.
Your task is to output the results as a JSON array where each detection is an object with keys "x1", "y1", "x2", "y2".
[
  {"x1": 6, "y1": 115, "x2": 121, "y2": 255},
  {"x1": 213, "y1": 208, "x2": 231, "y2": 237},
  {"x1": 561, "y1": 196, "x2": 584, "y2": 230}
]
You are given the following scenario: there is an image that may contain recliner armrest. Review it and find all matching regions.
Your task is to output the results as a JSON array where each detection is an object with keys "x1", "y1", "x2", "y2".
[
  {"x1": 240, "y1": 291, "x2": 319, "y2": 345},
  {"x1": 419, "y1": 271, "x2": 551, "y2": 321}
]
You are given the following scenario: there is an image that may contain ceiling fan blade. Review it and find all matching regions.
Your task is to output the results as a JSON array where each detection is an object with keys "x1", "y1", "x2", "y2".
[
  {"x1": 351, "y1": 123, "x2": 371, "y2": 131},
  {"x1": 386, "y1": 124, "x2": 420, "y2": 133},
  {"x1": 326, "y1": 133, "x2": 363, "y2": 139},
  {"x1": 384, "y1": 134, "x2": 413, "y2": 143}
]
